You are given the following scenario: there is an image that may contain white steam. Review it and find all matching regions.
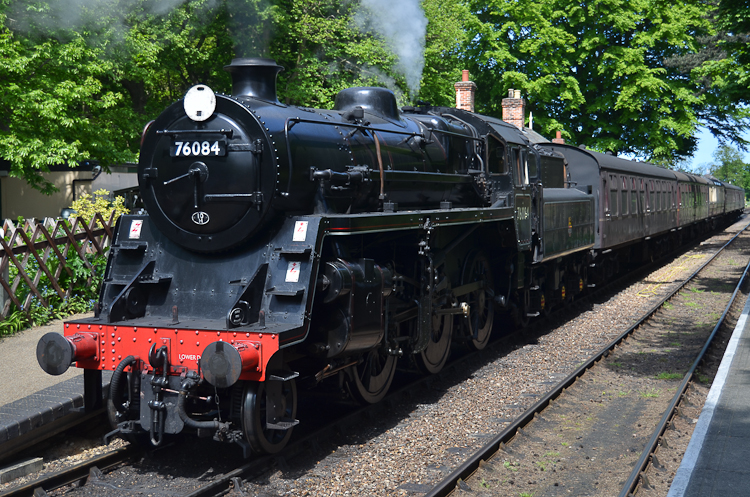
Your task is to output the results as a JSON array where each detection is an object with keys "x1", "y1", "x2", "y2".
[
  {"x1": 8, "y1": 0, "x2": 197, "y2": 34},
  {"x1": 355, "y1": 0, "x2": 428, "y2": 96}
]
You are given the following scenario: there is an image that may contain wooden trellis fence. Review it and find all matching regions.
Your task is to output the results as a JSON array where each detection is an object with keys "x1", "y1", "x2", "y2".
[{"x1": 0, "y1": 213, "x2": 116, "y2": 320}]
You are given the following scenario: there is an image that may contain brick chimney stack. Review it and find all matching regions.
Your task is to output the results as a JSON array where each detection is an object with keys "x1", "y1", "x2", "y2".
[
  {"x1": 552, "y1": 131, "x2": 565, "y2": 144},
  {"x1": 502, "y1": 89, "x2": 525, "y2": 129},
  {"x1": 454, "y1": 70, "x2": 477, "y2": 112}
]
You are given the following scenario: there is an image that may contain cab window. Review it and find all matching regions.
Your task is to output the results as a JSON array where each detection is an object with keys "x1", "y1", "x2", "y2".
[
  {"x1": 487, "y1": 136, "x2": 507, "y2": 174},
  {"x1": 511, "y1": 147, "x2": 529, "y2": 186}
]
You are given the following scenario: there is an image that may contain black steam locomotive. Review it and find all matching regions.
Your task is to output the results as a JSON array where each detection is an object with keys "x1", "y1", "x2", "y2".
[{"x1": 37, "y1": 58, "x2": 744, "y2": 456}]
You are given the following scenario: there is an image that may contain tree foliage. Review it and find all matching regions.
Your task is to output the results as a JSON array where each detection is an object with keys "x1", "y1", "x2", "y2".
[
  {"x1": 0, "y1": 0, "x2": 748, "y2": 188},
  {"x1": 464, "y1": 0, "x2": 728, "y2": 165},
  {"x1": 0, "y1": 1, "x2": 139, "y2": 193},
  {"x1": 710, "y1": 145, "x2": 750, "y2": 195}
]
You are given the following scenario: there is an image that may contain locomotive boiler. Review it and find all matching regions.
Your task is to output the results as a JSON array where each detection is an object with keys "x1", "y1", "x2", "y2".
[{"x1": 36, "y1": 57, "x2": 740, "y2": 456}]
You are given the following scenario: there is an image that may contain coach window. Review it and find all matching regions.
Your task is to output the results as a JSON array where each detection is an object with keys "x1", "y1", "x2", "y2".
[
  {"x1": 657, "y1": 182, "x2": 662, "y2": 211},
  {"x1": 631, "y1": 177, "x2": 638, "y2": 213},
  {"x1": 622, "y1": 177, "x2": 628, "y2": 215},
  {"x1": 487, "y1": 136, "x2": 507, "y2": 174},
  {"x1": 610, "y1": 175, "x2": 618, "y2": 216},
  {"x1": 640, "y1": 179, "x2": 646, "y2": 213}
]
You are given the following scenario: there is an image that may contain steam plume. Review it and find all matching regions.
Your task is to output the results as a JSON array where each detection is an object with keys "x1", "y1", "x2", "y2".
[{"x1": 355, "y1": 0, "x2": 428, "y2": 96}]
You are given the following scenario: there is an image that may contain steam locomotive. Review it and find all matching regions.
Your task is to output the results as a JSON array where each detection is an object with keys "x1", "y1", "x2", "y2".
[{"x1": 36, "y1": 58, "x2": 744, "y2": 456}]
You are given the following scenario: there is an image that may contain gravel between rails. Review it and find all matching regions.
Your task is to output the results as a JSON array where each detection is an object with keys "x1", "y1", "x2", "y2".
[{"x1": 454, "y1": 223, "x2": 750, "y2": 496}]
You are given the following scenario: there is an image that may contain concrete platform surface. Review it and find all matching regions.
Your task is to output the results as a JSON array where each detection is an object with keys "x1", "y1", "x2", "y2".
[
  {"x1": 0, "y1": 313, "x2": 111, "y2": 460},
  {"x1": 668, "y1": 291, "x2": 750, "y2": 496}
]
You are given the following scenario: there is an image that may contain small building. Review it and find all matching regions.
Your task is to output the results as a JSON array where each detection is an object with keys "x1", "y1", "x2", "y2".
[{"x1": 0, "y1": 160, "x2": 138, "y2": 220}]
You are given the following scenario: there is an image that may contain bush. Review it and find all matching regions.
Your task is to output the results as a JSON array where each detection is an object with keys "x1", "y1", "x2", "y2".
[{"x1": 71, "y1": 189, "x2": 129, "y2": 224}]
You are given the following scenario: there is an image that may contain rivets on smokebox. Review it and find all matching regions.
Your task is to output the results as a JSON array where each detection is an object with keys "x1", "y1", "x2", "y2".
[
  {"x1": 148, "y1": 338, "x2": 152, "y2": 343},
  {"x1": 196, "y1": 342, "x2": 200, "y2": 347},
  {"x1": 76, "y1": 324, "x2": 80, "y2": 329},
  {"x1": 195, "y1": 330, "x2": 199, "y2": 335}
]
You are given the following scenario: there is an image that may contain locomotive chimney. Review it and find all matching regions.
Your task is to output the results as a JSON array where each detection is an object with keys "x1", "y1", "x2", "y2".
[
  {"x1": 552, "y1": 131, "x2": 566, "y2": 144},
  {"x1": 502, "y1": 89, "x2": 526, "y2": 129},
  {"x1": 224, "y1": 58, "x2": 284, "y2": 103},
  {"x1": 454, "y1": 70, "x2": 477, "y2": 112}
]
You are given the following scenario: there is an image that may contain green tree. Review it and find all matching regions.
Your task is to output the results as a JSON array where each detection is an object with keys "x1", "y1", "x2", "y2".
[
  {"x1": 419, "y1": 0, "x2": 478, "y2": 107},
  {"x1": 464, "y1": 0, "x2": 731, "y2": 165},
  {"x1": 0, "y1": 0, "x2": 139, "y2": 193},
  {"x1": 710, "y1": 145, "x2": 750, "y2": 195}
]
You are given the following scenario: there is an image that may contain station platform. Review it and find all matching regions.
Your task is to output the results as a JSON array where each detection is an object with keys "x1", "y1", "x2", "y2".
[
  {"x1": 0, "y1": 315, "x2": 111, "y2": 466},
  {"x1": 668, "y1": 290, "x2": 750, "y2": 496}
]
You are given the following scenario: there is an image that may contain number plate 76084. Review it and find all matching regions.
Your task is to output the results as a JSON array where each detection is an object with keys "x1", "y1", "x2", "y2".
[{"x1": 171, "y1": 140, "x2": 227, "y2": 157}]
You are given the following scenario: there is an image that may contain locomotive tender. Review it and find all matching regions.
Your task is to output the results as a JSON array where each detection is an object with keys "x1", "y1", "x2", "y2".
[{"x1": 36, "y1": 58, "x2": 744, "y2": 455}]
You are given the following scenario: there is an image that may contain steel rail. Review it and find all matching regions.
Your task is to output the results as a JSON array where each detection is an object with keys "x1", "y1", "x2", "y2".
[
  {"x1": 0, "y1": 445, "x2": 138, "y2": 497},
  {"x1": 424, "y1": 219, "x2": 750, "y2": 497},
  {"x1": 619, "y1": 233, "x2": 750, "y2": 496}
]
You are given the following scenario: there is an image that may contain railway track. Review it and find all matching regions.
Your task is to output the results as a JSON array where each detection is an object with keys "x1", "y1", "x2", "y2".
[
  {"x1": 426, "y1": 219, "x2": 750, "y2": 496},
  {"x1": 0, "y1": 446, "x2": 137, "y2": 497},
  {"x1": 1, "y1": 220, "x2": 744, "y2": 497}
]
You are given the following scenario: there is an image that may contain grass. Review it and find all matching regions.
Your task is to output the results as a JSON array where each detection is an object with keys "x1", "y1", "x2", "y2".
[
  {"x1": 656, "y1": 372, "x2": 683, "y2": 380},
  {"x1": 504, "y1": 461, "x2": 519, "y2": 472},
  {"x1": 641, "y1": 388, "x2": 661, "y2": 398},
  {"x1": 696, "y1": 373, "x2": 712, "y2": 384},
  {"x1": 684, "y1": 301, "x2": 700, "y2": 308},
  {"x1": 670, "y1": 342, "x2": 681, "y2": 347},
  {"x1": 688, "y1": 287, "x2": 705, "y2": 293},
  {"x1": 663, "y1": 302, "x2": 674, "y2": 310}
]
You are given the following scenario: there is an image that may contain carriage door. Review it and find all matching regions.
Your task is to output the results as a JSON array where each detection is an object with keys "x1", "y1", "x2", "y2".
[{"x1": 512, "y1": 146, "x2": 532, "y2": 250}]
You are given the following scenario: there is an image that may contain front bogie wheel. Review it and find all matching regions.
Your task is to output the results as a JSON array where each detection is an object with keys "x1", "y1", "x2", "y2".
[{"x1": 241, "y1": 377, "x2": 297, "y2": 455}]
